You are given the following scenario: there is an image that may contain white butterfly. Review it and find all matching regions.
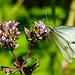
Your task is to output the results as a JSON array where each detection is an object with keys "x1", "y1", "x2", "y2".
[{"x1": 46, "y1": 25, "x2": 75, "y2": 63}]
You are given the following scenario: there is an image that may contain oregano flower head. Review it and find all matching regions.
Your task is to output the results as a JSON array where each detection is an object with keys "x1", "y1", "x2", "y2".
[
  {"x1": 24, "y1": 21, "x2": 48, "y2": 46},
  {"x1": 0, "y1": 20, "x2": 20, "y2": 50}
]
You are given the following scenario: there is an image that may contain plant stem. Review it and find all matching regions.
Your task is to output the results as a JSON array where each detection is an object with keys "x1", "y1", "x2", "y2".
[
  {"x1": 0, "y1": 66, "x2": 20, "y2": 70},
  {"x1": 21, "y1": 68, "x2": 25, "y2": 75},
  {"x1": 11, "y1": 50, "x2": 21, "y2": 68},
  {"x1": 4, "y1": 67, "x2": 20, "y2": 70},
  {"x1": 9, "y1": 67, "x2": 20, "y2": 70},
  {"x1": 22, "y1": 49, "x2": 31, "y2": 68}
]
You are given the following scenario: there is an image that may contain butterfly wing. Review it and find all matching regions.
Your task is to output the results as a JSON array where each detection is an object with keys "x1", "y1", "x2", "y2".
[
  {"x1": 53, "y1": 26, "x2": 75, "y2": 42},
  {"x1": 48, "y1": 25, "x2": 75, "y2": 63},
  {"x1": 54, "y1": 26, "x2": 75, "y2": 53}
]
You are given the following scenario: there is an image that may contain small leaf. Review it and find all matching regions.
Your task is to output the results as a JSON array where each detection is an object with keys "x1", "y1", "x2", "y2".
[
  {"x1": 0, "y1": 66, "x2": 3, "y2": 71},
  {"x1": 25, "y1": 58, "x2": 37, "y2": 67},
  {"x1": 21, "y1": 58, "x2": 40, "y2": 75}
]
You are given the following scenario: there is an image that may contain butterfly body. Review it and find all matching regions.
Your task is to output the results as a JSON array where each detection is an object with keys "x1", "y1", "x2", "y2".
[{"x1": 47, "y1": 25, "x2": 75, "y2": 63}]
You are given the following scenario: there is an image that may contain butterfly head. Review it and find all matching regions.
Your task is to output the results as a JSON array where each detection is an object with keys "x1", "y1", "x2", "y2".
[{"x1": 46, "y1": 25, "x2": 53, "y2": 35}]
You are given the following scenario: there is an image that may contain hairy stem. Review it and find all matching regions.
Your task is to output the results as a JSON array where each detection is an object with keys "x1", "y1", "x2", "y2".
[
  {"x1": 22, "y1": 49, "x2": 31, "y2": 68},
  {"x1": 11, "y1": 50, "x2": 21, "y2": 68}
]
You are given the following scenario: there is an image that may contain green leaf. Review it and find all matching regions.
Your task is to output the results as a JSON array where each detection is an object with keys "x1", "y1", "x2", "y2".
[
  {"x1": 0, "y1": 66, "x2": 3, "y2": 71},
  {"x1": 21, "y1": 58, "x2": 40, "y2": 75},
  {"x1": 25, "y1": 58, "x2": 37, "y2": 67}
]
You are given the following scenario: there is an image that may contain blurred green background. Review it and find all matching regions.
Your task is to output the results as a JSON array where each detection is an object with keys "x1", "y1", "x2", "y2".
[{"x1": 0, "y1": 0, "x2": 75, "y2": 75}]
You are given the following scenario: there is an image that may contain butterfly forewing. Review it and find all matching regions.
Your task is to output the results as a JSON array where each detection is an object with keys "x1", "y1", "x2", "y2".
[
  {"x1": 53, "y1": 26, "x2": 75, "y2": 42},
  {"x1": 47, "y1": 25, "x2": 75, "y2": 63},
  {"x1": 54, "y1": 26, "x2": 75, "y2": 54},
  {"x1": 50, "y1": 30, "x2": 74, "y2": 63}
]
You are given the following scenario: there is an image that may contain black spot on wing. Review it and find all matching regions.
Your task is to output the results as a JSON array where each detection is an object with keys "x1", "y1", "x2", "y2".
[
  {"x1": 71, "y1": 41, "x2": 75, "y2": 44},
  {"x1": 65, "y1": 46, "x2": 69, "y2": 49}
]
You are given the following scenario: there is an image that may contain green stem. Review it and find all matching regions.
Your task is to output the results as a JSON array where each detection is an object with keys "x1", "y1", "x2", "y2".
[{"x1": 21, "y1": 68, "x2": 25, "y2": 75}]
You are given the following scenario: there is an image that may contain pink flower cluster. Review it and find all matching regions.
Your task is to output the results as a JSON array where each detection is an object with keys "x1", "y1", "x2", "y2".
[
  {"x1": 0, "y1": 20, "x2": 20, "y2": 50},
  {"x1": 24, "y1": 21, "x2": 48, "y2": 46}
]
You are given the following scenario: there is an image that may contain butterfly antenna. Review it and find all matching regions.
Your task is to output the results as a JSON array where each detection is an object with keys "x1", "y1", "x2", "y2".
[
  {"x1": 45, "y1": 7, "x2": 48, "y2": 24},
  {"x1": 51, "y1": 0, "x2": 56, "y2": 25}
]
